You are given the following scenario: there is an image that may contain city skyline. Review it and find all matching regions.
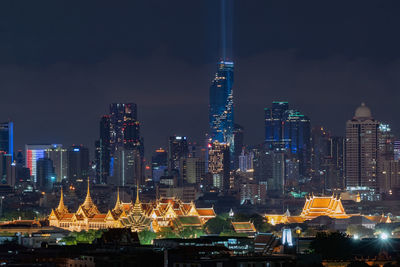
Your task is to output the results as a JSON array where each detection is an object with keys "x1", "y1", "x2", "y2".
[{"x1": 0, "y1": 1, "x2": 400, "y2": 156}]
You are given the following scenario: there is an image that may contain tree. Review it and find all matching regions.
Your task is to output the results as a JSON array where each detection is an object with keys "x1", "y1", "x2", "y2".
[
  {"x1": 157, "y1": 228, "x2": 179, "y2": 239},
  {"x1": 204, "y1": 216, "x2": 231, "y2": 234},
  {"x1": 310, "y1": 232, "x2": 352, "y2": 260},
  {"x1": 138, "y1": 230, "x2": 157, "y2": 245},
  {"x1": 346, "y1": 225, "x2": 374, "y2": 238}
]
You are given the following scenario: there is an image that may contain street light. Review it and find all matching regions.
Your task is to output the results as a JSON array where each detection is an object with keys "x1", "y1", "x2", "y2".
[{"x1": 380, "y1": 232, "x2": 389, "y2": 240}]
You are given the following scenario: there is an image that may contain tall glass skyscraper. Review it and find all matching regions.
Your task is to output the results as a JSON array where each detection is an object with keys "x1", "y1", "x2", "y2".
[
  {"x1": 209, "y1": 61, "x2": 234, "y2": 152},
  {"x1": 264, "y1": 102, "x2": 311, "y2": 176},
  {"x1": 0, "y1": 122, "x2": 13, "y2": 159}
]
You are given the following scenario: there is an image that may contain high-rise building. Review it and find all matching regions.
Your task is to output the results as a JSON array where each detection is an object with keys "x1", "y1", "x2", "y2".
[
  {"x1": 168, "y1": 136, "x2": 189, "y2": 173},
  {"x1": 152, "y1": 148, "x2": 168, "y2": 182},
  {"x1": 345, "y1": 103, "x2": 379, "y2": 199},
  {"x1": 311, "y1": 126, "x2": 330, "y2": 175},
  {"x1": 45, "y1": 144, "x2": 67, "y2": 182},
  {"x1": 108, "y1": 103, "x2": 144, "y2": 186},
  {"x1": 0, "y1": 152, "x2": 15, "y2": 186},
  {"x1": 377, "y1": 123, "x2": 396, "y2": 195},
  {"x1": 264, "y1": 102, "x2": 311, "y2": 177},
  {"x1": 25, "y1": 144, "x2": 53, "y2": 183},
  {"x1": 0, "y1": 122, "x2": 13, "y2": 159},
  {"x1": 180, "y1": 157, "x2": 206, "y2": 185},
  {"x1": 67, "y1": 145, "x2": 89, "y2": 183},
  {"x1": 238, "y1": 149, "x2": 254, "y2": 172},
  {"x1": 95, "y1": 115, "x2": 111, "y2": 184},
  {"x1": 209, "y1": 61, "x2": 234, "y2": 153},
  {"x1": 208, "y1": 141, "x2": 230, "y2": 191},
  {"x1": 329, "y1": 136, "x2": 345, "y2": 184},
  {"x1": 233, "y1": 124, "x2": 244, "y2": 169},
  {"x1": 109, "y1": 103, "x2": 138, "y2": 152},
  {"x1": 253, "y1": 147, "x2": 285, "y2": 197},
  {"x1": 36, "y1": 158, "x2": 55, "y2": 192},
  {"x1": 112, "y1": 146, "x2": 141, "y2": 186}
]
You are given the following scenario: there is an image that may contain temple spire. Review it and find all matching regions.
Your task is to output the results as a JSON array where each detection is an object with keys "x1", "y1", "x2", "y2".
[
  {"x1": 135, "y1": 179, "x2": 140, "y2": 204},
  {"x1": 56, "y1": 187, "x2": 68, "y2": 214},
  {"x1": 114, "y1": 187, "x2": 121, "y2": 210},
  {"x1": 82, "y1": 177, "x2": 94, "y2": 207}
]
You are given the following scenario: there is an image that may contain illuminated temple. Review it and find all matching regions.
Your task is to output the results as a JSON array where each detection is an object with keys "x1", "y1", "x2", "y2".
[
  {"x1": 265, "y1": 194, "x2": 350, "y2": 225},
  {"x1": 49, "y1": 181, "x2": 216, "y2": 232}
]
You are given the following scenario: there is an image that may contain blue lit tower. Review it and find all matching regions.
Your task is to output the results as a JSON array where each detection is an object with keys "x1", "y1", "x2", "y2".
[
  {"x1": 209, "y1": 61, "x2": 234, "y2": 151},
  {"x1": 0, "y1": 122, "x2": 13, "y2": 160}
]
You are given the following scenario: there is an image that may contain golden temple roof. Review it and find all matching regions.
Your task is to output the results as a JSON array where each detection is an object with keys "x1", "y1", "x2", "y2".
[{"x1": 56, "y1": 187, "x2": 69, "y2": 215}]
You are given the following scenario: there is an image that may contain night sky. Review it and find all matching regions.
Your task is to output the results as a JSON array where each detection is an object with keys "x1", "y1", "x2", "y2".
[{"x1": 1, "y1": 0, "x2": 400, "y2": 159}]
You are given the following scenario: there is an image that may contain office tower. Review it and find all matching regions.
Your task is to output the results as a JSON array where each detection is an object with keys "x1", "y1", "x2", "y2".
[
  {"x1": 264, "y1": 101, "x2": 289, "y2": 148},
  {"x1": 329, "y1": 136, "x2": 345, "y2": 184},
  {"x1": 233, "y1": 124, "x2": 244, "y2": 169},
  {"x1": 264, "y1": 102, "x2": 311, "y2": 177},
  {"x1": 168, "y1": 136, "x2": 189, "y2": 173},
  {"x1": 45, "y1": 144, "x2": 67, "y2": 182},
  {"x1": 311, "y1": 126, "x2": 330, "y2": 175},
  {"x1": 109, "y1": 103, "x2": 137, "y2": 151},
  {"x1": 108, "y1": 103, "x2": 144, "y2": 186},
  {"x1": 253, "y1": 147, "x2": 285, "y2": 197},
  {"x1": 180, "y1": 157, "x2": 206, "y2": 185},
  {"x1": 112, "y1": 146, "x2": 141, "y2": 186},
  {"x1": 394, "y1": 141, "x2": 400, "y2": 161},
  {"x1": 36, "y1": 158, "x2": 55, "y2": 192},
  {"x1": 238, "y1": 149, "x2": 254, "y2": 172},
  {"x1": 95, "y1": 115, "x2": 111, "y2": 184},
  {"x1": 208, "y1": 141, "x2": 230, "y2": 191},
  {"x1": 0, "y1": 122, "x2": 13, "y2": 159},
  {"x1": 345, "y1": 103, "x2": 379, "y2": 199},
  {"x1": 377, "y1": 123, "x2": 396, "y2": 195},
  {"x1": 152, "y1": 148, "x2": 168, "y2": 182},
  {"x1": 25, "y1": 144, "x2": 53, "y2": 183},
  {"x1": 0, "y1": 153, "x2": 15, "y2": 186},
  {"x1": 209, "y1": 61, "x2": 234, "y2": 152},
  {"x1": 67, "y1": 145, "x2": 89, "y2": 183}
]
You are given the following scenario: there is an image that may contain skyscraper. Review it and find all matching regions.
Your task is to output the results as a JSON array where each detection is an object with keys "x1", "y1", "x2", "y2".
[
  {"x1": 95, "y1": 115, "x2": 111, "y2": 184},
  {"x1": 25, "y1": 144, "x2": 53, "y2": 183},
  {"x1": 67, "y1": 145, "x2": 89, "y2": 183},
  {"x1": 36, "y1": 158, "x2": 55, "y2": 192},
  {"x1": 345, "y1": 103, "x2": 379, "y2": 199},
  {"x1": 45, "y1": 144, "x2": 67, "y2": 182},
  {"x1": 152, "y1": 148, "x2": 168, "y2": 182},
  {"x1": 264, "y1": 102, "x2": 311, "y2": 176},
  {"x1": 208, "y1": 141, "x2": 230, "y2": 191},
  {"x1": 0, "y1": 122, "x2": 13, "y2": 159},
  {"x1": 109, "y1": 103, "x2": 138, "y2": 153},
  {"x1": 108, "y1": 103, "x2": 143, "y2": 186},
  {"x1": 167, "y1": 136, "x2": 189, "y2": 174},
  {"x1": 209, "y1": 61, "x2": 234, "y2": 151}
]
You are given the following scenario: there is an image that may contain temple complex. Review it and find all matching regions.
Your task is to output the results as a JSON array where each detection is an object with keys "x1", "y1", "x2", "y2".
[
  {"x1": 48, "y1": 181, "x2": 216, "y2": 232},
  {"x1": 265, "y1": 194, "x2": 350, "y2": 225}
]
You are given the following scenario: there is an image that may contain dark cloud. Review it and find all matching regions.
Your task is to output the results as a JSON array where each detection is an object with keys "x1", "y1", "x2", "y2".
[{"x1": 0, "y1": 0, "x2": 399, "y2": 158}]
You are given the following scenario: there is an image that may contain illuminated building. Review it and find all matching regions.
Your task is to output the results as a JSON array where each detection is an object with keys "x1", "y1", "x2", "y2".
[
  {"x1": 168, "y1": 136, "x2": 189, "y2": 174},
  {"x1": 180, "y1": 157, "x2": 205, "y2": 184},
  {"x1": 49, "y1": 182, "x2": 215, "y2": 232},
  {"x1": 25, "y1": 144, "x2": 53, "y2": 183},
  {"x1": 265, "y1": 194, "x2": 350, "y2": 225},
  {"x1": 109, "y1": 103, "x2": 144, "y2": 185},
  {"x1": 36, "y1": 158, "x2": 55, "y2": 192},
  {"x1": 209, "y1": 61, "x2": 234, "y2": 154},
  {"x1": 264, "y1": 102, "x2": 311, "y2": 176},
  {"x1": 233, "y1": 124, "x2": 244, "y2": 169},
  {"x1": 152, "y1": 148, "x2": 167, "y2": 182},
  {"x1": 208, "y1": 141, "x2": 230, "y2": 191},
  {"x1": 345, "y1": 103, "x2": 379, "y2": 200},
  {"x1": 45, "y1": 144, "x2": 67, "y2": 182},
  {"x1": 377, "y1": 123, "x2": 397, "y2": 195},
  {"x1": 113, "y1": 146, "x2": 141, "y2": 186},
  {"x1": 0, "y1": 122, "x2": 13, "y2": 159},
  {"x1": 67, "y1": 145, "x2": 89, "y2": 183},
  {"x1": 109, "y1": 103, "x2": 138, "y2": 152},
  {"x1": 0, "y1": 152, "x2": 16, "y2": 186},
  {"x1": 95, "y1": 115, "x2": 111, "y2": 184}
]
